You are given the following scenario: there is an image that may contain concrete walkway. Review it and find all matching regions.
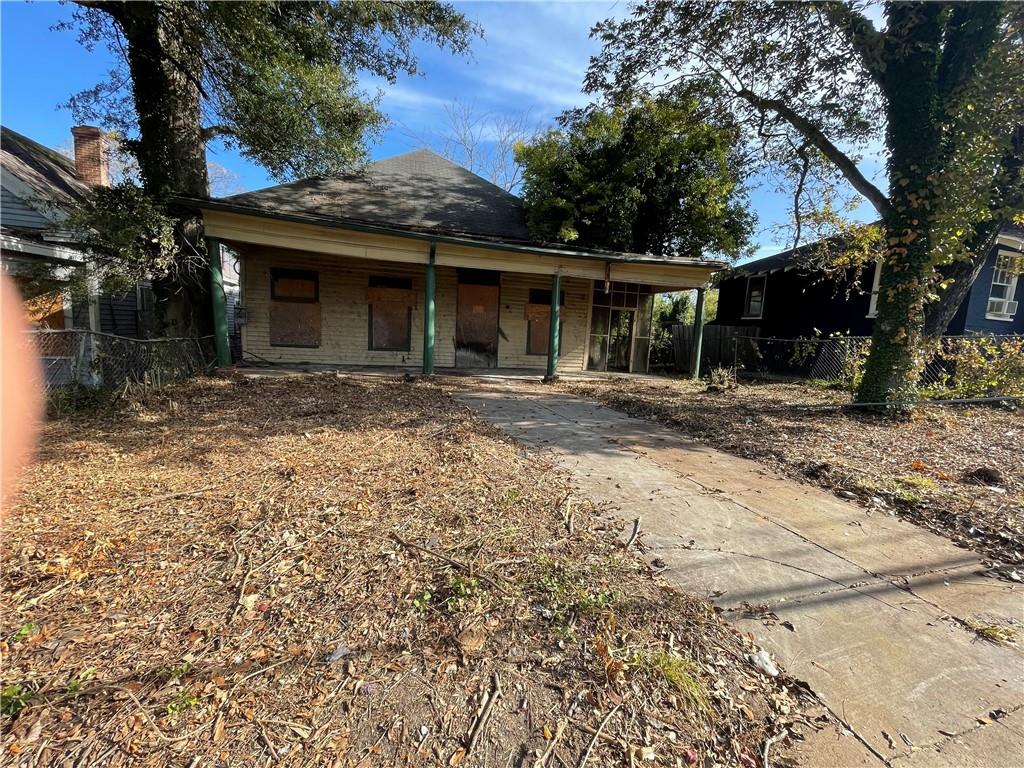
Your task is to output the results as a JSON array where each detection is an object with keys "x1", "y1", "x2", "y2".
[{"x1": 455, "y1": 380, "x2": 1024, "y2": 768}]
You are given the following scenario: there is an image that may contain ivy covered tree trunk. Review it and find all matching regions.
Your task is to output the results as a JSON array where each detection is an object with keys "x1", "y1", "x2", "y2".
[
  {"x1": 856, "y1": 5, "x2": 944, "y2": 404},
  {"x1": 101, "y1": 2, "x2": 213, "y2": 336}
]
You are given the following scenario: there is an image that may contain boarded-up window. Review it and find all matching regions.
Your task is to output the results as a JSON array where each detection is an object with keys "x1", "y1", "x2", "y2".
[
  {"x1": 368, "y1": 276, "x2": 414, "y2": 351},
  {"x1": 525, "y1": 290, "x2": 565, "y2": 355},
  {"x1": 270, "y1": 268, "x2": 320, "y2": 348}
]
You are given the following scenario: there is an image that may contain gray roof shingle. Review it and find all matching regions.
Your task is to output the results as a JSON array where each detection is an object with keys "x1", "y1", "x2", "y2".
[
  {"x1": 223, "y1": 149, "x2": 530, "y2": 242},
  {"x1": 1, "y1": 125, "x2": 88, "y2": 208}
]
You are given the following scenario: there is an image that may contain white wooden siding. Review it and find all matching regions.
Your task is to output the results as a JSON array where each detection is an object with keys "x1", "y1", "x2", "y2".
[{"x1": 240, "y1": 246, "x2": 586, "y2": 371}]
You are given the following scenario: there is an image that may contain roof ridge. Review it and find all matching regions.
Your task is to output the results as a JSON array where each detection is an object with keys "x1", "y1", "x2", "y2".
[{"x1": 369, "y1": 147, "x2": 521, "y2": 201}]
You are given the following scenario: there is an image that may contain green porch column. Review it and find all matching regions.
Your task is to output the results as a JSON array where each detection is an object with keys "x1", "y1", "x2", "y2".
[
  {"x1": 544, "y1": 271, "x2": 561, "y2": 382},
  {"x1": 206, "y1": 236, "x2": 231, "y2": 368},
  {"x1": 422, "y1": 242, "x2": 436, "y2": 375},
  {"x1": 690, "y1": 286, "x2": 706, "y2": 379}
]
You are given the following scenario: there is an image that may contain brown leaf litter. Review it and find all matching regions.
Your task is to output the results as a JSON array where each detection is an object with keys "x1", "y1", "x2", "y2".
[
  {"x1": 1, "y1": 372, "x2": 814, "y2": 767},
  {"x1": 562, "y1": 377, "x2": 1023, "y2": 571}
]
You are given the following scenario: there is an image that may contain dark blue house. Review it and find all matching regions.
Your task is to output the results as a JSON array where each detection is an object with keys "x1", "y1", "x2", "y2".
[{"x1": 715, "y1": 224, "x2": 1023, "y2": 337}]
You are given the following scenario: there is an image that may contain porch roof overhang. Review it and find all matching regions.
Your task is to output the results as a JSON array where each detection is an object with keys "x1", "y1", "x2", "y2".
[{"x1": 177, "y1": 195, "x2": 724, "y2": 290}]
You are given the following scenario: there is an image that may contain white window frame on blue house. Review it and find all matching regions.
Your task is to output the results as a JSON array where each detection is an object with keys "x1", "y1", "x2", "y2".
[
  {"x1": 742, "y1": 275, "x2": 766, "y2": 319},
  {"x1": 867, "y1": 259, "x2": 882, "y2": 318},
  {"x1": 985, "y1": 251, "x2": 1019, "y2": 321}
]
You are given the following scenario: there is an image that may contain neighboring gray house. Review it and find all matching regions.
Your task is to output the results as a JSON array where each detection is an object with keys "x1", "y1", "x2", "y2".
[{"x1": 1, "y1": 124, "x2": 240, "y2": 349}]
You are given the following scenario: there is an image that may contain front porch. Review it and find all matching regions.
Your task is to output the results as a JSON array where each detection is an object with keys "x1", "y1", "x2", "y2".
[{"x1": 197, "y1": 204, "x2": 717, "y2": 380}]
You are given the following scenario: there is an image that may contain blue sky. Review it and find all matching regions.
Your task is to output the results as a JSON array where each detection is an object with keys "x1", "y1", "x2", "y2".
[{"x1": 1, "y1": 0, "x2": 879, "y2": 261}]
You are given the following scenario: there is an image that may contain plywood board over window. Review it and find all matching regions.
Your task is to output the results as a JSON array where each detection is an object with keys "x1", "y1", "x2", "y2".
[
  {"x1": 368, "y1": 276, "x2": 414, "y2": 351},
  {"x1": 270, "y1": 268, "x2": 320, "y2": 348},
  {"x1": 525, "y1": 289, "x2": 565, "y2": 355}
]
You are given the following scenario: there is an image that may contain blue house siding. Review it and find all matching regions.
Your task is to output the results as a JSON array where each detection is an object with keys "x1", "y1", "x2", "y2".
[
  {"x1": 716, "y1": 229, "x2": 1023, "y2": 338},
  {"x1": 960, "y1": 246, "x2": 1024, "y2": 335},
  {"x1": 1, "y1": 185, "x2": 51, "y2": 230}
]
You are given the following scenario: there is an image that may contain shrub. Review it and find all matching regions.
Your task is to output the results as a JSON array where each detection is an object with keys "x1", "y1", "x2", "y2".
[{"x1": 927, "y1": 335, "x2": 1024, "y2": 398}]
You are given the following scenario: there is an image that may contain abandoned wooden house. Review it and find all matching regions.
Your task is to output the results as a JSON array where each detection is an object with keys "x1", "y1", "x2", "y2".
[{"x1": 182, "y1": 150, "x2": 721, "y2": 376}]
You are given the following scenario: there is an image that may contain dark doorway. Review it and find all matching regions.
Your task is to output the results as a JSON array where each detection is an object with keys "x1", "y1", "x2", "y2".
[
  {"x1": 607, "y1": 309, "x2": 634, "y2": 372},
  {"x1": 456, "y1": 270, "x2": 500, "y2": 367}
]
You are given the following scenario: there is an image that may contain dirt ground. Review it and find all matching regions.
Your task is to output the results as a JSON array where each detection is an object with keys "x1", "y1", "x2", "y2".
[
  {"x1": 562, "y1": 377, "x2": 1024, "y2": 572},
  {"x1": 1, "y1": 373, "x2": 809, "y2": 767}
]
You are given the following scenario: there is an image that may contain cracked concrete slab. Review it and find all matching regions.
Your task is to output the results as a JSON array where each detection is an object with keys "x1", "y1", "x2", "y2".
[
  {"x1": 730, "y1": 585, "x2": 1023, "y2": 759},
  {"x1": 456, "y1": 379, "x2": 1024, "y2": 767},
  {"x1": 889, "y1": 708, "x2": 1024, "y2": 767}
]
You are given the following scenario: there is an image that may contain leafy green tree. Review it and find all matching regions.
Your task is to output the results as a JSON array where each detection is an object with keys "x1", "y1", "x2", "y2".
[
  {"x1": 515, "y1": 91, "x2": 755, "y2": 260},
  {"x1": 587, "y1": 1, "x2": 1023, "y2": 404},
  {"x1": 62, "y1": 1, "x2": 475, "y2": 333}
]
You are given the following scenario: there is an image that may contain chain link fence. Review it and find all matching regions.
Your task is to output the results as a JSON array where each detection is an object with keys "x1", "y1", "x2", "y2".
[
  {"x1": 731, "y1": 334, "x2": 1024, "y2": 397},
  {"x1": 25, "y1": 330, "x2": 216, "y2": 398}
]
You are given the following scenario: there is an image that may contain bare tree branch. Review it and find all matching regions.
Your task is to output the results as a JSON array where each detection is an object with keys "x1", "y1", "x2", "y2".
[{"x1": 737, "y1": 87, "x2": 892, "y2": 217}]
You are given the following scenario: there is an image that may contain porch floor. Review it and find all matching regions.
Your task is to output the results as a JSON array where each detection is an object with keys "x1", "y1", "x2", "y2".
[{"x1": 234, "y1": 361, "x2": 676, "y2": 384}]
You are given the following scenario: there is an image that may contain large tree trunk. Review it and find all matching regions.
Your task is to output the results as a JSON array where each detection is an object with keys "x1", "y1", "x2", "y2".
[
  {"x1": 109, "y1": 1, "x2": 213, "y2": 337},
  {"x1": 856, "y1": 4, "x2": 945, "y2": 405},
  {"x1": 920, "y1": 222, "x2": 1001, "y2": 340}
]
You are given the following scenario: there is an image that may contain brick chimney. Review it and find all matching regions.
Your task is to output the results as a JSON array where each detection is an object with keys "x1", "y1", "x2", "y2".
[{"x1": 70, "y1": 126, "x2": 110, "y2": 187}]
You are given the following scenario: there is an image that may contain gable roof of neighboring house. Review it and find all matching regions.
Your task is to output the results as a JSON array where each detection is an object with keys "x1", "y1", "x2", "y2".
[
  {"x1": 1, "y1": 125, "x2": 88, "y2": 211},
  {"x1": 732, "y1": 221, "x2": 1024, "y2": 278},
  {"x1": 224, "y1": 148, "x2": 531, "y2": 243}
]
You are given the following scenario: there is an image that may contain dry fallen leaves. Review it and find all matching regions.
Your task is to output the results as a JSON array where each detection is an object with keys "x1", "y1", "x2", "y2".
[{"x1": 1, "y1": 372, "x2": 807, "y2": 766}]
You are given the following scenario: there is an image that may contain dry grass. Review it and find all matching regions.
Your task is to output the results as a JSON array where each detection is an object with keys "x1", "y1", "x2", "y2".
[
  {"x1": 1, "y1": 372, "x2": 805, "y2": 767},
  {"x1": 562, "y1": 376, "x2": 1024, "y2": 571}
]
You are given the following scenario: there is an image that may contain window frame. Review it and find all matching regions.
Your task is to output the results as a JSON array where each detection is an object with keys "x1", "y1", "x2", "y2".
[
  {"x1": 985, "y1": 253, "x2": 1020, "y2": 321},
  {"x1": 742, "y1": 275, "x2": 766, "y2": 319}
]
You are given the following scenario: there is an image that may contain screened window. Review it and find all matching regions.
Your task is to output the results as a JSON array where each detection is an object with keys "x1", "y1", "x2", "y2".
[
  {"x1": 743, "y1": 276, "x2": 766, "y2": 319},
  {"x1": 986, "y1": 253, "x2": 1019, "y2": 320},
  {"x1": 270, "y1": 268, "x2": 320, "y2": 347},
  {"x1": 368, "y1": 275, "x2": 414, "y2": 351}
]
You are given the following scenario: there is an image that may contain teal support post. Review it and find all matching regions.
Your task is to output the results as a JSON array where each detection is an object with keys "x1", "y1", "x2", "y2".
[
  {"x1": 206, "y1": 236, "x2": 231, "y2": 367},
  {"x1": 422, "y1": 242, "x2": 436, "y2": 375},
  {"x1": 690, "y1": 286, "x2": 706, "y2": 379},
  {"x1": 544, "y1": 271, "x2": 561, "y2": 382}
]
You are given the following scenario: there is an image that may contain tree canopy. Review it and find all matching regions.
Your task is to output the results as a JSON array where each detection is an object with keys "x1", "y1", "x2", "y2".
[
  {"x1": 587, "y1": 1, "x2": 1023, "y2": 404},
  {"x1": 515, "y1": 91, "x2": 754, "y2": 260},
  {"x1": 60, "y1": 0, "x2": 476, "y2": 332}
]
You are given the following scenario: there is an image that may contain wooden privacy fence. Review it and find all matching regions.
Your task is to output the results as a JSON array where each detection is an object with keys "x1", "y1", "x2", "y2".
[{"x1": 671, "y1": 324, "x2": 760, "y2": 372}]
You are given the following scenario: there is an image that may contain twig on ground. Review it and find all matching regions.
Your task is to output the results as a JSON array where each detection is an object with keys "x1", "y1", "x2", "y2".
[
  {"x1": 578, "y1": 704, "x2": 621, "y2": 768},
  {"x1": 624, "y1": 517, "x2": 642, "y2": 550},
  {"x1": 391, "y1": 532, "x2": 510, "y2": 595},
  {"x1": 465, "y1": 672, "x2": 503, "y2": 754},
  {"x1": 535, "y1": 720, "x2": 567, "y2": 768},
  {"x1": 763, "y1": 729, "x2": 788, "y2": 768}
]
